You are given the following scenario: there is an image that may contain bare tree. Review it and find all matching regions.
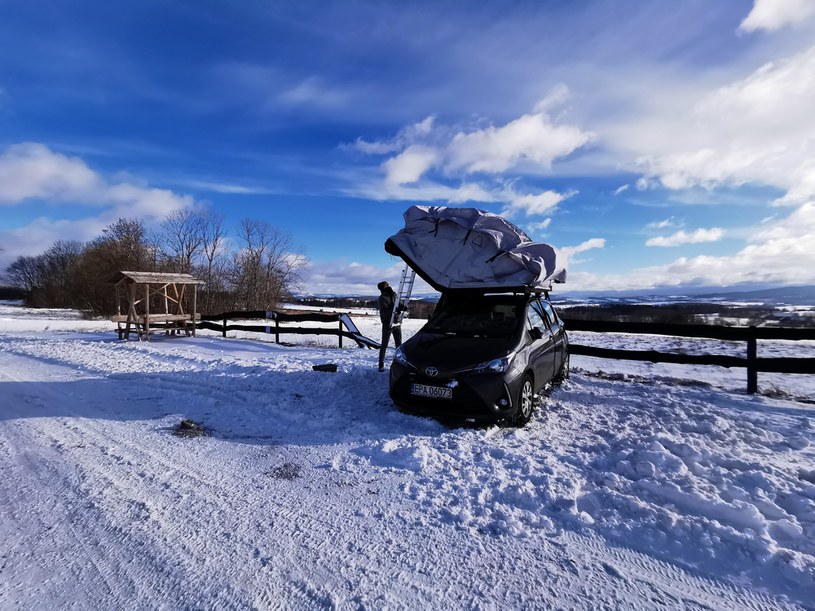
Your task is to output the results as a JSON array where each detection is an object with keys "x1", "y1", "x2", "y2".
[
  {"x1": 37, "y1": 240, "x2": 84, "y2": 306},
  {"x1": 90, "y1": 218, "x2": 156, "y2": 271},
  {"x1": 198, "y1": 209, "x2": 228, "y2": 313},
  {"x1": 229, "y1": 219, "x2": 305, "y2": 311},
  {"x1": 158, "y1": 208, "x2": 207, "y2": 272},
  {"x1": 6, "y1": 255, "x2": 42, "y2": 292},
  {"x1": 76, "y1": 218, "x2": 158, "y2": 314}
]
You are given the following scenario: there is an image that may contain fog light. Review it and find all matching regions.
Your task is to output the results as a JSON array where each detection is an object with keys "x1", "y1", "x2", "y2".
[{"x1": 498, "y1": 398, "x2": 508, "y2": 407}]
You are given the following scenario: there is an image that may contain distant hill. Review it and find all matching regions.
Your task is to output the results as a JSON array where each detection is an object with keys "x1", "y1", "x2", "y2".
[
  {"x1": 693, "y1": 285, "x2": 815, "y2": 304},
  {"x1": 556, "y1": 285, "x2": 815, "y2": 306}
]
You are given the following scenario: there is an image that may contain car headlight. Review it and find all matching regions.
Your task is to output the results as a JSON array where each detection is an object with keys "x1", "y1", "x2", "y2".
[
  {"x1": 473, "y1": 356, "x2": 512, "y2": 374},
  {"x1": 394, "y1": 345, "x2": 411, "y2": 366}
]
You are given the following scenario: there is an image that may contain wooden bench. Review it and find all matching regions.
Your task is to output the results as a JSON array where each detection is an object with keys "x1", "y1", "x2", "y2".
[{"x1": 111, "y1": 313, "x2": 201, "y2": 340}]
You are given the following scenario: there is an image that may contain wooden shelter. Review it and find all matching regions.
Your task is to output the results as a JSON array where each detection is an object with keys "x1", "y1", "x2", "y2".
[{"x1": 111, "y1": 271, "x2": 203, "y2": 341}]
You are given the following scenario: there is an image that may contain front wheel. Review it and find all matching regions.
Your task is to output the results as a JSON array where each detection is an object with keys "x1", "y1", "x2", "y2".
[{"x1": 514, "y1": 374, "x2": 535, "y2": 426}]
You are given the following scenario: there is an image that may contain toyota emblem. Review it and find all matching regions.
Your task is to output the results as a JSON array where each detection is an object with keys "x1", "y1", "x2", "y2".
[{"x1": 425, "y1": 366, "x2": 439, "y2": 377}]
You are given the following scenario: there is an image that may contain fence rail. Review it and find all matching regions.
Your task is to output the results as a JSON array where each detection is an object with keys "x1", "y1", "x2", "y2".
[
  {"x1": 196, "y1": 310, "x2": 379, "y2": 349},
  {"x1": 562, "y1": 318, "x2": 815, "y2": 393}
]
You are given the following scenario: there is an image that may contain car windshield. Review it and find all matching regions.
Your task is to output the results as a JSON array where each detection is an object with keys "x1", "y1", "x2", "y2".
[{"x1": 425, "y1": 295, "x2": 523, "y2": 337}]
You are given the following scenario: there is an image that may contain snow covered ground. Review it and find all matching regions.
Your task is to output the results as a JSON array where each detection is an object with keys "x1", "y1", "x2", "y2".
[{"x1": 1, "y1": 301, "x2": 814, "y2": 609}]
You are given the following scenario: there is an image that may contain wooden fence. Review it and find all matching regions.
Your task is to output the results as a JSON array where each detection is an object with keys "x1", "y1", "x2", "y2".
[
  {"x1": 196, "y1": 310, "x2": 379, "y2": 349},
  {"x1": 562, "y1": 318, "x2": 815, "y2": 394},
  {"x1": 193, "y1": 310, "x2": 813, "y2": 394}
]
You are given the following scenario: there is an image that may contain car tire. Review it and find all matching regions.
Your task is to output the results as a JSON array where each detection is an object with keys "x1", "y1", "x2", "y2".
[
  {"x1": 514, "y1": 374, "x2": 535, "y2": 426},
  {"x1": 554, "y1": 351, "x2": 570, "y2": 385}
]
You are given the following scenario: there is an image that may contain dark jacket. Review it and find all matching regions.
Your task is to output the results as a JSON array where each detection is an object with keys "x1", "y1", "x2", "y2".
[{"x1": 378, "y1": 288, "x2": 396, "y2": 325}]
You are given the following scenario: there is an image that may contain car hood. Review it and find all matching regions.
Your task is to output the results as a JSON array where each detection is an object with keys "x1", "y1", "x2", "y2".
[{"x1": 402, "y1": 331, "x2": 518, "y2": 374}]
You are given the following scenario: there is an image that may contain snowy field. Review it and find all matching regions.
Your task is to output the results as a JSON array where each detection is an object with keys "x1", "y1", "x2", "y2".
[{"x1": 1, "y1": 301, "x2": 814, "y2": 609}]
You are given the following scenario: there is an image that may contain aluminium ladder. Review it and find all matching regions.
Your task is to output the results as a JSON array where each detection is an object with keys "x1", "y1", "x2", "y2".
[{"x1": 390, "y1": 264, "x2": 416, "y2": 327}]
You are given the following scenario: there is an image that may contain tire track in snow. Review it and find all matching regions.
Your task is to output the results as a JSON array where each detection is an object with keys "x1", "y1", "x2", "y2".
[
  {"x1": 0, "y1": 351, "x2": 453, "y2": 607},
  {"x1": 0, "y1": 355, "x2": 286, "y2": 607}
]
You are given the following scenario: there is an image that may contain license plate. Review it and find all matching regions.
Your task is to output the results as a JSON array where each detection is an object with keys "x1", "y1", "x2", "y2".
[{"x1": 411, "y1": 383, "x2": 452, "y2": 400}]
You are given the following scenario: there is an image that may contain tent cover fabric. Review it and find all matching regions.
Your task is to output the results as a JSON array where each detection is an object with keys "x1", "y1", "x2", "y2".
[{"x1": 384, "y1": 205, "x2": 567, "y2": 292}]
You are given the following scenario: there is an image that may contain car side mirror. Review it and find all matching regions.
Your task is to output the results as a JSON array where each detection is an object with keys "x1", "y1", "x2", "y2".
[{"x1": 530, "y1": 327, "x2": 544, "y2": 340}]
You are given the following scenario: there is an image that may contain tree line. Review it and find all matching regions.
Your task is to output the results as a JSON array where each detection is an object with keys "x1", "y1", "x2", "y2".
[{"x1": 3, "y1": 209, "x2": 306, "y2": 316}]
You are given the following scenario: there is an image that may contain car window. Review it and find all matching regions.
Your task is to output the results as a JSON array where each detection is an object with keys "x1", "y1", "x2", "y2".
[
  {"x1": 530, "y1": 299, "x2": 551, "y2": 327},
  {"x1": 539, "y1": 300, "x2": 562, "y2": 334},
  {"x1": 527, "y1": 304, "x2": 547, "y2": 332},
  {"x1": 426, "y1": 296, "x2": 523, "y2": 337}
]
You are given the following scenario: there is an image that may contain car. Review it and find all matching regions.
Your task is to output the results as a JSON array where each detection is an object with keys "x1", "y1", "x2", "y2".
[{"x1": 389, "y1": 289, "x2": 569, "y2": 426}]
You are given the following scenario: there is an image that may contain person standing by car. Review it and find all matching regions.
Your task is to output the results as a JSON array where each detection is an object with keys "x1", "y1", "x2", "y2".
[{"x1": 377, "y1": 280, "x2": 403, "y2": 371}]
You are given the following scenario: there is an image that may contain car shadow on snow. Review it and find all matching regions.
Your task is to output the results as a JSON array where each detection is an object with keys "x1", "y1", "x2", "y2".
[{"x1": 0, "y1": 352, "x2": 452, "y2": 447}]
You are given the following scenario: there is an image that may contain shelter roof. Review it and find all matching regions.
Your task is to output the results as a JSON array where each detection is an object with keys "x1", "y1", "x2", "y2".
[{"x1": 110, "y1": 271, "x2": 204, "y2": 285}]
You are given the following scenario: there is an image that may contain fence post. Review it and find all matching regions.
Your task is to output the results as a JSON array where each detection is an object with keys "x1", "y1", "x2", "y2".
[
  {"x1": 275, "y1": 319, "x2": 280, "y2": 344},
  {"x1": 338, "y1": 319, "x2": 343, "y2": 348},
  {"x1": 747, "y1": 327, "x2": 757, "y2": 394},
  {"x1": 222, "y1": 315, "x2": 227, "y2": 338}
]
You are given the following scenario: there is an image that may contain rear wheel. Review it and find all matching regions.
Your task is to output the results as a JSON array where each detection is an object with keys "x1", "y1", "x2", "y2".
[
  {"x1": 514, "y1": 374, "x2": 534, "y2": 426},
  {"x1": 554, "y1": 351, "x2": 570, "y2": 385}
]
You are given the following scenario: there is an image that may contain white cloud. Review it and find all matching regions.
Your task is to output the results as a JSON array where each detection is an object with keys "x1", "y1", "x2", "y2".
[
  {"x1": 0, "y1": 143, "x2": 101, "y2": 204},
  {"x1": 646, "y1": 217, "x2": 681, "y2": 230},
  {"x1": 1, "y1": 217, "x2": 109, "y2": 263},
  {"x1": 347, "y1": 173, "x2": 574, "y2": 218},
  {"x1": 576, "y1": 43, "x2": 815, "y2": 289},
  {"x1": 446, "y1": 112, "x2": 594, "y2": 174},
  {"x1": 0, "y1": 142, "x2": 195, "y2": 268},
  {"x1": 383, "y1": 146, "x2": 439, "y2": 185},
  {"x1": 277, "y1": 76, "x2": 352, "y2": 109},
  {"x1": 739, "y1": 0, "x2": 815, "y2": 32},
  {"x1": 646, "y1": 228, "x2": 725, "y2": 247},
  {"x1": 526, "y1": 218, "x2": 552, "y2": 232},
  {"x1": 502, "y1": 189, "x2": 574, "y2": 217},
  {"x1": 0, "y1": 143, "x2": 192, "y2": 215},
  {"x1": 635, "y1": 45, "x2": 815, "y2": 203},
  {"x1": 772, "y1": 159, "x2": 815, "y2": 206},
  {"x1": 360, "y1": 103, "x2": 594, "y2": 181},
  {"x1": 613, "y1": 184, "x2": 630, "y2": 196},
  {"x1": 345, "y1": 93, "x2": 592, "y2": 212},
  {"x1": 299, "y1": 259, "x2": 434, "y2": 296},
  {"x1": 561, "y1": 238, "x2": 606, "y2": 260},
  {"x1": 348, "y1": 116, "x2": 437, "y2": 156},
  {"x1": 750, "y1": 200, "x2": 815, "y2": 242},
  {"x1": 184, "y1": 181, "x2": 277, "y2": 195},
  {"x1": 346, "y1": 176, "x2": 498, "y2": 205},
  {"x1": 532, "y1": 84, "x2": 571, "y2": 114}
]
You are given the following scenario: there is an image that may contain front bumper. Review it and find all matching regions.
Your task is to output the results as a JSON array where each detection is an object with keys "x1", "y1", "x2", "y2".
[{"x1": 389, "y1": 361, "x2": 522, "y2": 423}]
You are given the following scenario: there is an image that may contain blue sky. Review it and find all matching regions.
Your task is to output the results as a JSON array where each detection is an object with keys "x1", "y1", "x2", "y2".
[{"x1": 1, "y1": 0, "x2": 815, "y2": 295}]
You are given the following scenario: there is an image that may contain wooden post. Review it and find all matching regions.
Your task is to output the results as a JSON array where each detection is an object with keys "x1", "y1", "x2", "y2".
[
  {"x1": 115, "y1": 283, "x2": 122, "y2": 339},
  {"x1": 191, "y1": 285, "x2": 198, "y2": 337},
  {"x1": 144, "y1": 284, "x2": 150, "y2": 341},
  {"x1": 747, "y1": 327, "x2": 758, "y2": 394},
  {"x1": 275, "y1": 318, "x2": 280, "y2": 344},
  {"x1": 338, "y1": 319, "x2": 343, "y2": 348},
  {"x1": 126, "y1": 282, "x2": 137, "y2": 340},
  {"x1": 223, "y1": 314, "x2": 227, "y2": 338}
]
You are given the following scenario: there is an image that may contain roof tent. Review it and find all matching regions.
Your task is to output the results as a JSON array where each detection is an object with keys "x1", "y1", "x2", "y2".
[{"x1": 385, "y1": 205, "x2": 567, "y2": 292}]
